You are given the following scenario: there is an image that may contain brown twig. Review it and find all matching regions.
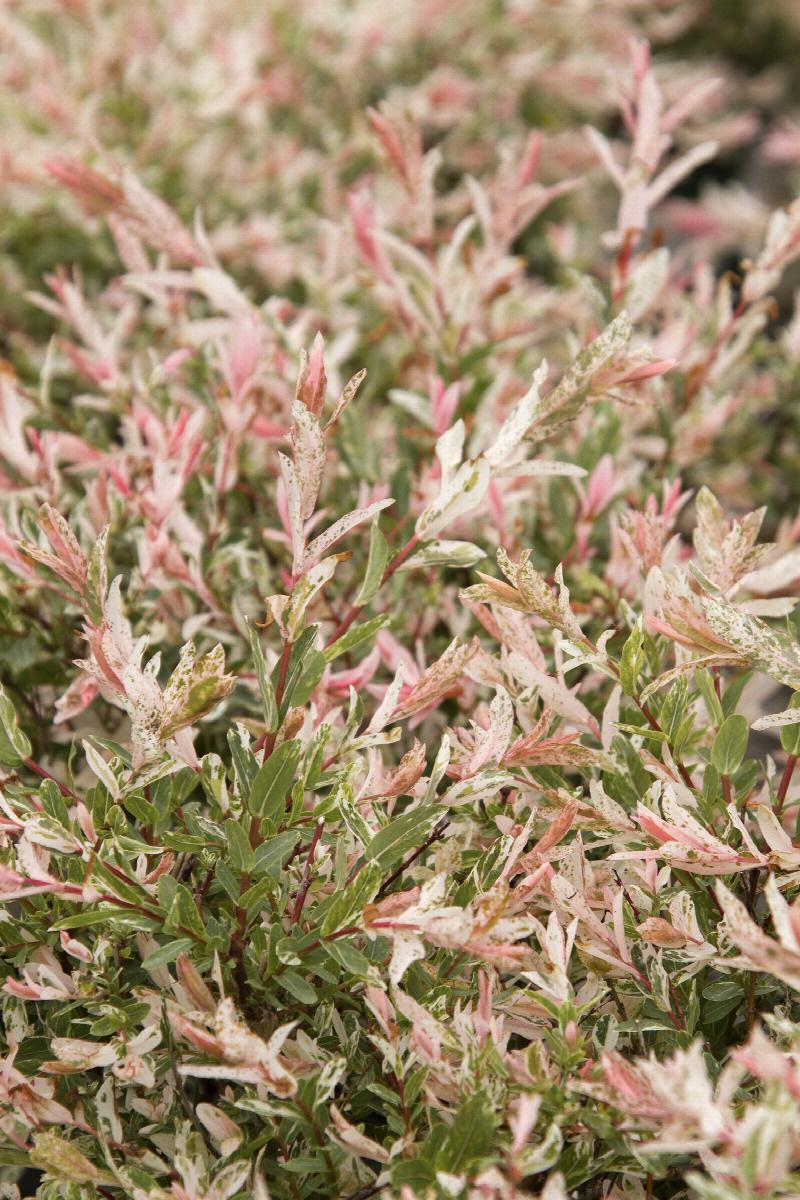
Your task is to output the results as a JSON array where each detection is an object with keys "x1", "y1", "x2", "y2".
[
  {"x1": 375, "y1": 816, "x2": 450, "y2": 900},
  {"x1": 23, "y1": 757, "x2": 76, "y2": 799},
  {"x1": 775, "y1": 754, "x2": 797, "y2": 818}
]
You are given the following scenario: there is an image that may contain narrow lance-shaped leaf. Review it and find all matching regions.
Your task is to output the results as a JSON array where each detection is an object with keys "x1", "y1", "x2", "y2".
[
  {"x1": 365, "y1": 805, "x2": 443, "y2": 871},
  {"x1": 527, "y1": 311, "x2": 632, "y2": 439},
  {"x1": 248, "y1": 739, "x2": 302, "y2": 820},
  {"x1": 290, "y1": 400, "x2": 326, "y2": 520},
  {"x1": 416, "y1": 457, "x2": 491, "y2": 541},
  {"x1": 485, "y1": 360, "x2": 548, "y2": 469},
  {"x1": 304, "y1": 498, "x2": 394, "y2": 569},
  {"x1": 248, "y1": 623, "x2": 278, "y2": 733},
  {"x1": 0, "y1": 683, "x2": 32, "y2": 766},
  {"x1": 355, "y1": 517, "x2": 389, "y2": 605}
]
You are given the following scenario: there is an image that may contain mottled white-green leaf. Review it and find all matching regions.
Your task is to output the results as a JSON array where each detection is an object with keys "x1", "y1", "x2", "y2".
[
  {"x1": 248, "y1": 623, "x2": 278, "y2": 733},
  {"x1": 365, "y1": 805, "x2": 443, "y2": 871},
  {"x1": 332, "y1": 769, "x2": 372, "y2": 847},
  {"x1": 624, "y1": 247, "x2": 670, "y2": 321},
  {"x1": 619, "y1": 620, "x2": 644, "y2": 697},
  {"x1": 398, "y1": 540, "x2": 486, "y2": 572},
  {"x1": 485, "y1": 360, "x2": 548, "y2": 469},
  {"x1": 85, "y1": 525, "x2": 109, "y2": 627},
  {"x1": 527, "y1": 311, "x2": 632, "y2": 439},
  {"x1": 702, "y1": 593, "x2": 800, "y2": 690},
  {"x1": 277, "y1": 450, "x2": 305, "y2": 575},
  {"x1": 0, "y1": 683, "x2": 31, "y2": 766},
  {"x1": 492, "y1": 458, "x2": 587, "y2": 479},
  {"x1": 291, "y1": 399, "x2": 326, "y2": 520},
  {"x1": 415, "y1": 457, "x2": 490, "y2": 541},
  {"x1": 82, "y1": 740, "x2": 121, "y2": 800},
  {"x1": 355, "y1": 517, "x2": 389, "y2": 605},
  {"x1": 319, "y1": 862, "x2": 382, "y2": 936},
  {"x1": 324, "y1": 613, "x2": 391, "y2": 664},
  {"x1": 304, "y1": 498, "x2": 394, "y2": 569},
  {"x1": 442, "y1": 769, "x2": 514, "y2": 806}
]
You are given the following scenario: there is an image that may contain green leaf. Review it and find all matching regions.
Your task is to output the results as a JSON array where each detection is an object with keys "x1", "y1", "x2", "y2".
[
  {"x1": 436, "y1": 1094, "x2": 496, "y2": 1173},
  {"x1": 615, "y1": 723, "x2": 668, "y2": 743},
  {"x1": 323, "y1": 940, "x2": 374, "y2": 977},
  {"x1": 248, "y1": 623, "x2": 278, "y2": 732},
  {"x1": 355, "y1": 517, "x2": 389, "y2": 605},
  {"x1": 695, "y1": 668, "x2": 723, "y2": 725},
  {"x1": 123, "y1": 792, "x2": 159, "y2": 827},
  {"x1": 391, "y1": 1160, "x2": 436, "y2": 1191},
  {"x1": 0, "y1": 682, "x2": 31, "y2": 766},
  {"x1": 162, "y1": 832, "x2": 212, "y2": 851},
  {"x1": 163, "y1": 883, "x2": 205, "y2": 940},
  {"x1": 619, "y1": 621, "x2": 644, "y2": 697},
  {"x1": 275, "y1": 625, "x2": 318, "y2": 716},
  {"x1": 319, "y1": 862, "x2": 382, "y2": 936},
  {"x1": 240, "y1": 876, "x2": 277, "y2": 916},
  {"x1": 227, "y1": 724, "x2": 258, "y2": 794},
  {"x1": 248, "y1": 739, "x2": 301, "y2": 819},
  {"x1": 289, "y1": 649, "x2": 326, "y2": 709},
  {"x1": 711, "y1": 714, "x2": 749, "y2": 776},
  {"x1": 722, "y1": 670, "x2": 753, "y2": 718},
  {"x1": 141, "y1": 938, "x2": 194, "y2": 970},
  {"x1": 364, "y1": 806, "x2": 442, "y2": 872},
  {"x1": 225, "y1": 818, "x2": 256, "y2": 874},
  {"x1": 780, "y1": 693, "x2": 800, "y2": 756},
  {"x1": 278, "y1": 969, "x2": 318, "y2": 1004},
  {"x1": 12, "y1": 1036, "x2": 51, "y2": 1076},
  {"x1": 323, "y1": 613, "x2": 391, "y2": 664},
  {"x1": 253, "y1": 830, "x2": 301, "y2": 876},
  {"x1": 51, "y1": 908, "x2": 155, "y2": 931},
  {"x1": 39, "y1": 778, "x2": 70, "y2": 827}
]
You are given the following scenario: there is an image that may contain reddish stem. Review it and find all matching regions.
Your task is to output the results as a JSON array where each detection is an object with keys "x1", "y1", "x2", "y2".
[
  {"x1": 23, "y1": 758, "x2": 76, "y2": 799},
  {"x1": 375, "y1": 816, "x2": 449, "y2": 899},
  {"x1": 635, "y1": 699, "x2": 698, "y2": 792},
  {"x1": 325, "y1": 532, "x2": 420, "y2": 648},
  {"x1": 300, "y1": 924, "x2": 361, "y2": 957},
  {"x1": 776, "y1": 754, "x2": 797, "y2": 818},
  {"x1": 291, "y1": 818, "x2": 325, "y2": 923}
]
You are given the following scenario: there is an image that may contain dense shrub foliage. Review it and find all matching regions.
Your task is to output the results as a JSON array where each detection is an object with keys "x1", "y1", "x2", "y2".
[{"x1": 4, "y1": 2, "x2": 800, "y2": 1198}]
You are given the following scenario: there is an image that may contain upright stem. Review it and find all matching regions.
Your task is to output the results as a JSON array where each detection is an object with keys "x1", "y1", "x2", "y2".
[
  {"x1": 635, "y1": 698, "x2": 698, "y2": 792},
  {"x1": 291, "y1": 818, "x2": 325, "y2": 923},
  {"x1": 775, "y1": 754, "x2": 797, "y2": 818}
]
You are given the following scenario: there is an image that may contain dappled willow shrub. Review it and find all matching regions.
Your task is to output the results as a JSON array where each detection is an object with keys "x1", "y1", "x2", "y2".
[{"x1": 2, "y1": 3, "x2": 800, "y2": 1199}]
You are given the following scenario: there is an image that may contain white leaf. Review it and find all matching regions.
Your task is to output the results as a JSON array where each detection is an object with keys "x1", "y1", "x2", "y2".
[
  {"x1": 435, "y1": 419, "x2": 466, "y2": 492},
  {"x1": 278, "y1": 452, "x2": 305, "y2": 576},
  {"x1": 485, "y1": 360, "x2": 548, "y2": 469},
  {"x1": 416, "y1": 457, "x2": 490, "y2": 541},
  {"x1": 290, "y1": 402, "x2": 326, "y2": 520},
  {"x1": 304, "y1": 499, "x2": 394, "y2": 569}
]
